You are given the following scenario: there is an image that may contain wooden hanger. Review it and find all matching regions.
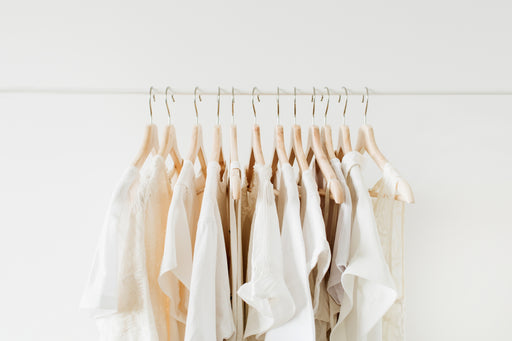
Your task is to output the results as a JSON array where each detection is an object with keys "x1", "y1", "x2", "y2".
[
  {"x1": 271, "y1": 87, "x2": 290, "y2": 183},
  {"x1": 229, "y1": 88, "x2": 241, "y2": 200},
  {"x1": 186, "y1": 87, "x2": 207, "y2": 179},
  {"x1": 305, "y1": 88, "x2": 344, "y2": 204},
  {"x1": 210, "y1": 87, "x2": 226, "y2": 176},
  {"x1": 288, "y1": 87, "x2": 310, "y2": 174},
  {"x1": 246, "y1": 87, "x2": 265, "y2": 188},
  {"x1": 158, "y1": 87, "x2": 183, "y2": 173},
  {"x1": 354, "y1": 87, "x2": 414, "y2": 203},
  {"x1": 320, "y1": 87, "x2": 337, "y2": 160},
  {"x1": 132, "y1": 87, "x2": 159, "y2": 169},
  {"x1": 336, "y1": 87, "x2": 353, "y2": 159}
]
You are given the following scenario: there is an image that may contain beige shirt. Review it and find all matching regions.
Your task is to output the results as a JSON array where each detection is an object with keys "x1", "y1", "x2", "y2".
[
  {"x1": 140, "y1": 155, "x2": 174, "y2": 340},
  {"x1": 159, "y1": 160, "x2": 204, "y2": 341},
  {"x1": 82, "y1": 155, "x2": 175, "y2": 340},
  {"x1": 370, "y1": 163, "x2": 407, "y2": 341}
]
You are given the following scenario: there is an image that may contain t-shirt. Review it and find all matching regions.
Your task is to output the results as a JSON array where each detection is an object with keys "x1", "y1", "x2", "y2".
[
  {"x1": 159, "y1": 159, "x2": 204, "y2": 341},
  {"x1": 370, "y1": 163, "x2": 407, "y2": 341},
  {"x1": 140, "y1": 155, "x2": 174, "y2": 340},
  {"x1": 327, "y1": 158, "x2": 353, "y2": 306},
  {"x1": 300, "y1": 167, "x2": 331, "y2": 340},
  {"x1": 266, "y1": 164, "x2": 315, "y2": 340},
  {"x1": 184, "y1": 161, "x2": 235, "y2": 341},
  {"x1": 80, "y1": 165, "x2": 140, "y2": 316},
  {"x1": 238, "y1": 164, "x2": 295, "y2": 339},
  {"x1": 330, "y1": 152, "x2": 397, "y2": 341}
]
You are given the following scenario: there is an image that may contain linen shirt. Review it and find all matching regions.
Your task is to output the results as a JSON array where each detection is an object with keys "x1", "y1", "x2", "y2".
[
  {"x1": 300, "y1": 167, "x2": 331, "y2": 340},
  {"x1": 159, "y1": 159, "x2": 204, "y2": 341},
  {"x1": 238, "y1": 164, "x2": 294, "y2": 339},
  {"x1": 266, "y1": 164, "x2": 315, "y2": 341},
  {"x1": 327, "y1": 158, "x2": 353, "y2": 306},
  {"x1": 80, "y1": 165, "x2": 140, "y2": 316},
  {"x1": 330, "y1": 152, "x2": 397, "y2": 341},
  {"x1": 82, "y1": 157, "x2": 174, "y2": 340},
  {"x1": 370, "y1": 164, "x2": 407, "y2": 341},
  {"x1": 140, "y1": 156, "x2": 174, "y2": 340},
  {"x1": 184, "y1": 162, "x2": 235, "y2": 341}
]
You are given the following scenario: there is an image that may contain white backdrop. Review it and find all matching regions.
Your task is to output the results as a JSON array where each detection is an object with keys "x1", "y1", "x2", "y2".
[{"x1": 1, "y1": 0, "x2": 512, "y2": 340}]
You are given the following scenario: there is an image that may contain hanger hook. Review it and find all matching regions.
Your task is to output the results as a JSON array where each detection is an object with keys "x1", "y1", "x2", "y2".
[
  {"x1": 165, "y1": 87, "x2": 175, "y2": 124},
  {"x1": 293, "y1": 87, "x2": 297, "y2": 124},
  {"x1": 217, "y1": 87, "x2": 221, "y2": 124},
  {"x1": 231, "y1": 87, "x2": 235, "y2": 124},
  {"x1": 311, "y1": 87, "x2": 319, "y2": 124},
  {"x1": 362, "y1": 87, "x2": 369, "y2": 124},
  {"x1": 276, "y1": 87, "x2": 280, "y2": 124},
  {"x1": 252, "y1": 87, "x2": 260, "y2": 124},
  {"x1": 194, "y1": 87, "x2": 202, "y2": 124},
  {"x1": 149, "y1": 87, "x2": 156, "y2": 124},
  {"x1": 323, "y1": 87, "x2": 330, "y2": 125},
  {"x1": 339, "y1": 87, "x2": 348, "y2": 125}
]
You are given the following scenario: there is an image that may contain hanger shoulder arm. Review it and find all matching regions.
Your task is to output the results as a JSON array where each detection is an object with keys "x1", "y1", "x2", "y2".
[
  {"x1": 291, "y1": 125, "x2": 308, "y2": 172},
  {"x1": 252, "y1": 124, "x2": 265, "y2": 165},
  {"x1": 396, "y1": 178, "x2": 415, "y2": 203},
  {"x1": 354, "y1": 126, "x2": 366, "y2": 153},
  {"x1": 230, "y1": 124, "x2": 241, "y2": 200},
  {"x1": 338, "y1": 125, "x2": 353, "y2": 157},
  {"x1": 360, "y1": 125, "x2": 389, "y2": 169},
  {"x1": 322, "y1": 125, "x2": 337, "y2": 160},
  {"x1": 210, "y1": 124, "x2": 222, "y2": 163},
  {"x1": 132, "y1": 124, "x2": 158, "y2": 169},
  {"x1": 311, "y1": 126, "x2": 345, "y2": 203},
  {"x1": 169, "y1": 125, "x2": 182, "y2": 172}
]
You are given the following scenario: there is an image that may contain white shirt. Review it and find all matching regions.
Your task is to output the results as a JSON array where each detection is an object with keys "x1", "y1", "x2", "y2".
[
  {"x1": 238, "y1": 164, "x2": 295, "y2": 339},
  {"x1": 82, "y1": 157, "x2": 170, "y2": 340},
  {"x1": 185, "y1": 162, "x2": 235, "y2": 341},
  {"x1": 370, "y1": 164, "x2": 407, "y2": 341},
  {"x1": 159, "y1": 159, "x2": 204, "y2": 341},
  {"x1": 327, "y1": 158, "x2": 353, "y2": 306},
  {"x1": 300, "y1": 167, "x2": 331, "y2": 340},
  {"x1": 80, "y1": 165, "x2": 140, "y2": 316},
  {"x1": 330, "y1": 152, "x2": 397, "y2": 341},
  {"x1": 266, "y1": 164, "x2": 315, "y2": 341}
]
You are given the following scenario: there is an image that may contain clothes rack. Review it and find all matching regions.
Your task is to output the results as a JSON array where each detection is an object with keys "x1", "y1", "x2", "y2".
[{"x1": 1, "y1": 87, "x2": 512, "y2": 96}]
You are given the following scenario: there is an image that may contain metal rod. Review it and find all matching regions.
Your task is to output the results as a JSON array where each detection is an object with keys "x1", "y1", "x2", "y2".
[{"x1": 1, "y1": 87, "x2": 512, "y2": 96}]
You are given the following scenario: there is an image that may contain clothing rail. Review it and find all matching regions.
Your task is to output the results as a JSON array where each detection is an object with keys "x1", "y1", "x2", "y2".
[{"x1": 1, "y1": 87, "x2": 512, "y2": 96}]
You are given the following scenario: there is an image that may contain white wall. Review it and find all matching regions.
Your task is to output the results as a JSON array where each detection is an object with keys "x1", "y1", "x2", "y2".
[{"x1": 1, "y1": 0, "x2": 512, "y2": 340}]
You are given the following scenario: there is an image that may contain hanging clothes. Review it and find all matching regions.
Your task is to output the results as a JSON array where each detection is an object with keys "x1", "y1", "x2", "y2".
[
  {"x1": 326, "y1": 158, "x2": 353, "y2": 309},
  {"x1": 81, "y1": 157, "x2": 172, "y2": 340},
  {"x1": 80, "y1": 165, "x2": 140, "y2": 316},
  {"x1": 370, "y1": 164, "x2": 407, "y2": 341},
  {"x1": 159, "y1": 159, "x2": 204, "y2": 341},
  {"x1": 184, "y1": 161, "x2": 234, "y2": 341},
  {"x1": 237, "y1": 164, "x2": 295, "y2": 339},
  {"x1": 330, "y1": 152, "x2": 397, "y2": 341},
  {"x1": 228, "y1": 162, "x2": 245, "y2": 341},
  {"x1": 300, "y1": 165, "x2": 331, "y2": 341},
  {"x1": 266, "y1": 164, "x2": 315, "y2": 341},
  {"x1": 140, "y1": 155, "x2": 175, "y2": 340}
]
